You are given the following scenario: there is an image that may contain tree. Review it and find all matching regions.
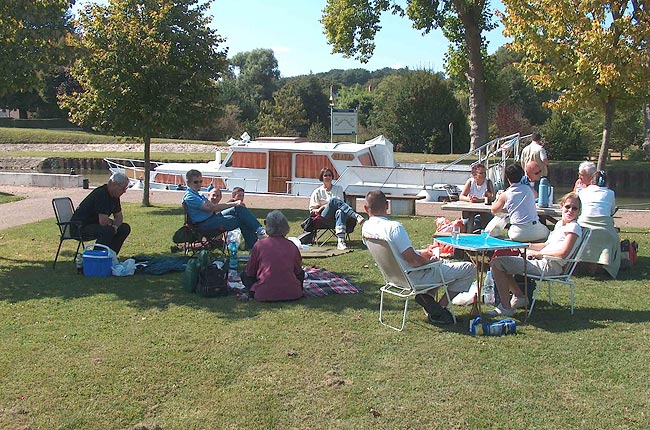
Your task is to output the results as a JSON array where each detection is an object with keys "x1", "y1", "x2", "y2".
[
  {"x1": 59, "y1": 0, "x2": 228, "y2": 206},
  {"x1": 335, "y1": 83, "x2": 377, "y2": 129},
  {"x1": 644, "y1": 103, "x2": 650, "y2": 156},
  {"x1": 257, "y1": 94, "x2": 308, "y2": 136},
  {"x1": 0, "y1": 0, "x2": 74, "y2": 97},
  {"x1": 371, "y1": 71, "x2": 469, "y2": 153},
  {"x1": 501, "y1": 0, "x2": 650, "y2": 169},
  {"x1": 542, "y1": 112, "x2": 588, "y2": 161},
  {"x1": 322, "y1": 0, "x2": 495, "y2": 150}
]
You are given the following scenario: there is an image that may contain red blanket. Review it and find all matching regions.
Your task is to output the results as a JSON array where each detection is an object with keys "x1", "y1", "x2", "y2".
[{"x1": 302, "y1": 266, "x2": 363, "y2": 297}]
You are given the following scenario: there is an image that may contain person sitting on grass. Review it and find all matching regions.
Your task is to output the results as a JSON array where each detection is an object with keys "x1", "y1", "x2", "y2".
[
  {"x1": 241, "y1": 210, "x2": 304, "y2": 302},
  {"x1": 182, "y1": 169, "x2": 265, "y2": 250},
  {"x1": 362, "y1": 190, "x2": 475, "y2": 325},
  {"x1": 309, "y1": 167, "x2": 366, "y2": 250},
  {"x1": 71, "y1": 172, "x2": 131, "y2": 255},
  {"x1": 487, "y1": 192, "x2": 583, "y2": 316}
]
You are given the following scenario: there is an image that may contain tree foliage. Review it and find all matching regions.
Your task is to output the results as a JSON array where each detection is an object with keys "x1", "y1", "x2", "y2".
[
  {"x1": 542, "y1": 112, "x2": 588, "y2": 161},
  {"x1": 371, "y1": 71, "x2": 469, "y2": 153},
  {"x1": 60, "y1": 0, "x2": 228, "y2": 205},
  {"x1": 0, "y1": 0, "x2": 74, "y2": 97},
  {"x1": 501, "y1": 0, "x2": 650, "y2": 169},
  {"x1": 322, "y1": 0, "x2": 495, "y2": 150},
  {"x1": 257, "y1": 93, "x2": 308, "y2": 137}
]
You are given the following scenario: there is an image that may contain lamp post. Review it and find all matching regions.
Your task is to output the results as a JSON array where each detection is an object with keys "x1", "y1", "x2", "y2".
[
  {"x1": 449, "y1": 122, "x2": 454, "y2": 155},
  {"x1": 329, "y1": 85, "x2": 334, "y2": 143}
]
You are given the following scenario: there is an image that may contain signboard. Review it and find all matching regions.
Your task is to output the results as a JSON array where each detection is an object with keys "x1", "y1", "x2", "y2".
[{"x1": 331, "y1": 109, "x2": 357, "y2": 136}]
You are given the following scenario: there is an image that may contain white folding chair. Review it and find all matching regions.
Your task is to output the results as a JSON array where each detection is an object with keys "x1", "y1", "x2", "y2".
[
  {"x1": 526, "y1": 228, "x2": 592, "y2": 317},
  {"x1": 363, "y1": 236, "x2": 456, "y2": 331}
]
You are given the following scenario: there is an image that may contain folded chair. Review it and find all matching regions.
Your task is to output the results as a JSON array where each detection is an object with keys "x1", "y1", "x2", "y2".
[
  {"x1": 526, "y1": 227, "x2": 592, "y2": 318},
  {"x1": 363, "y1": 235, "x2": 456, "y2": 331},
  {"x1": 306, "y1": 215, "x2": 356, "y2": 246},
  {"x1": 172, "y1": 202, "x2": 226, "y2": 256},
  {"x1": 52, "y1": 197, "x2": 95, "y2": 269}
]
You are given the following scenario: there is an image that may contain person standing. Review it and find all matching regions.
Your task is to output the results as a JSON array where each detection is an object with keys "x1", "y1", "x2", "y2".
[
  {"x1": 71, "y1": 172, "x2": 131, "y2": 255},
  {"x1": 520, "y1": 133, "x2": 549, "y2": 178}
]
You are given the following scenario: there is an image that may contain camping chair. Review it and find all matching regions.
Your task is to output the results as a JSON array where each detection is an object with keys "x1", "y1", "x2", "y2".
[
  {"x1": 52, "y1": 197, "x2": 95, "y2": 269},
  {"x1": 363, "y1": 235, "x2": 456, "y2": 331},
  {"x1": 526, "y1": 227, "x2": 592, "y2": 318},
  {"x1": 305, "y1": 215, "x2": 356, "y2": 246},
  {"x1": 172, "y1": 202, "x2": 226, "y2": 256}
]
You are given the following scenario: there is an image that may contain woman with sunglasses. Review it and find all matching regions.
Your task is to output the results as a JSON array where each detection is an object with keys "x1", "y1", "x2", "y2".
[
  {"x1": 486, "y1": 192, "x2": 583, "y2": 316},
  {"x1": 182, "y1": 169, "x2": 265, "y2": 250},
  {"x1": 308, "y1": 167, "x2": 365, "y2": 250},
  {"x1": 577, "y1": 170, "x2": 620, "y2": 278}
]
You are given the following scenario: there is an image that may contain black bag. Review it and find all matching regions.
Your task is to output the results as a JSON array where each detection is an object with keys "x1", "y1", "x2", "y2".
[
  {"x1": 301, "y1": 216, "x2": 316, "y2": 232},
  {"x1": 196, "y1": 264, "x2": 229, "y2": 297}
]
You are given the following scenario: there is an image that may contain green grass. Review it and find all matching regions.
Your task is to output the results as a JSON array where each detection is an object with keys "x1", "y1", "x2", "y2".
[
  {"x1": 1, "y1": 205, "x2": 649, "y2": 429},
  {"x1": 0, "y1": 192, "x2": 23, "y2": 204},
  {"x1": 0, "y1": 127, "x2": 223, "y2": 146}
]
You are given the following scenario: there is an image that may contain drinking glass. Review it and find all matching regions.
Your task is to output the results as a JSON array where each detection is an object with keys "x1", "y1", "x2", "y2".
[
  {"x1": 452, "y1": 226, "x2": 461, "y2": 243},
  {"x1": 481, "y1": 229, "x2": 490, "y2": 245}
]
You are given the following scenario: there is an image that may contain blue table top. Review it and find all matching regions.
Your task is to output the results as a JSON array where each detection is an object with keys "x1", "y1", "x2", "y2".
[{"x1": 435, "y1": 234, "x2": 528, "y2": 252}]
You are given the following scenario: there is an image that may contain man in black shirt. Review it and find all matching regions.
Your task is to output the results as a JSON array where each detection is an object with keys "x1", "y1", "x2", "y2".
[{"x1": 71, "y1": 172, "x2": 131, "y2": 254}]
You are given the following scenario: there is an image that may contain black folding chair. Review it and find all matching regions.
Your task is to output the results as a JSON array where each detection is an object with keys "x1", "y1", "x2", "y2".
[
  {"x1": 52, "y1": 197, "x2": 95, "y2": 269},
  {"x1": 172, "y1": 202, "x2": 226, "y2": 256}
]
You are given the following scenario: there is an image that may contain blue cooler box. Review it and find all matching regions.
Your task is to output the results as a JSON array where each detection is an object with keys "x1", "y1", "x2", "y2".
[{"x1": 83, "y1": 244, "x2": 113, "y2": 277}]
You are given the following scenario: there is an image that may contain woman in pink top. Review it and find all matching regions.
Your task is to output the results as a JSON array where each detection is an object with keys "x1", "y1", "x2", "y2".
[{"x1": 243, "y1": 210, "x2": 304, "y2": 302}]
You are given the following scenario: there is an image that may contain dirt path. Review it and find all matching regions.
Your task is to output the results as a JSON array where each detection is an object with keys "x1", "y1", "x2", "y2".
[{"x1": 1, "y1": 184, "x2": 649, "y2": 231}]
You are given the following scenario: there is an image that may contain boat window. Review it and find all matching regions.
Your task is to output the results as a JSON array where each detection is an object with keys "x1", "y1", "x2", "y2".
[
  {"x1": 358, "y1": 152, "x2": 375, "y2": 166},
  {"x1": 296, "y1": 154, "x2": 337, "y2": 179},
  {"x1": 229, "y1": 152, "x2": 267, "y2": 169},
  {"x1": 332, "y1": 153, "x2": 354, "y2": 161}
]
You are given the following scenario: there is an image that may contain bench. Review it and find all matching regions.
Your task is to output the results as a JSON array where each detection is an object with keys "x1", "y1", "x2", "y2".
[{"x1": 344, "y1": 193, "x2": 425, "y2": 216}]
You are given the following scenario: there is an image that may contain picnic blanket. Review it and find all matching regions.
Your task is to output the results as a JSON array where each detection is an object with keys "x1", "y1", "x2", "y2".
[
  {"x1": 299, "y1": 246, "x2": 353, "y2": 258},
  {"x1": 302, "y1": 266, "x2": 362, "y2": 297}
]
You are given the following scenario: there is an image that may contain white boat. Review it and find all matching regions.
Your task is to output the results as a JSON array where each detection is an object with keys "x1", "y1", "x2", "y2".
[{"x1": 105, "y1": 133, "x2": 528, "y2": 202}]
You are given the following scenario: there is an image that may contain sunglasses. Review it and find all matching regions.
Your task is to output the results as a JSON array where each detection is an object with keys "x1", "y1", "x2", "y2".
[
  {"x1": 191, "y1": 180, "x2": 202, "y2": 184},
  {"x1": 563, "y1": 205, "x2": 579, "y2": 211},
  {"x1": 534, "y1": 170, "x2": 542, "y2": 175}
]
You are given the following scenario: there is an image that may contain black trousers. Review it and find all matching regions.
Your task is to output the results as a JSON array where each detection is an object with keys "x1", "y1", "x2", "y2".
[{"x1": 81, "y1": 223, "x2": 131, "y2": 254}]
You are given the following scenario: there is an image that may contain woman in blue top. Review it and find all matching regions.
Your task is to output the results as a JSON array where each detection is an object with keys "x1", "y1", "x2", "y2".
[{"x1": 182, "y1": 169, "x2": 265, "y2": 250}]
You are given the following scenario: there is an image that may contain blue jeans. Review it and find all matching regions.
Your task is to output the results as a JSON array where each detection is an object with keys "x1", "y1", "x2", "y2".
[
  {"x1": 199, "y1": 206, "x2": 261, "y2": 249},
  {"x1": 321, "y1": 197, "x2": 359, "y2": 239}
]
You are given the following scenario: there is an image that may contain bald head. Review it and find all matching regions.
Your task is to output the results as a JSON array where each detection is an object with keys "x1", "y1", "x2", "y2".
[{"x1": 525, "y1": 160, "x2": 542, "y2": 182}]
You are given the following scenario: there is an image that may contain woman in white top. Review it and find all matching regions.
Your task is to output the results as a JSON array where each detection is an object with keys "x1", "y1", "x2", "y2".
[
  {"x1": 577, "y1": 170, "x2": 620, "y2": 278},
  {"x1": 460, "y1": 163, "x2": 495, "y2": 231},
  {"x1": 487, "y1": 192, "x2": 583, "y2": 316},
  {"x1": 308, "y1": 167, "x2": 365, "y2": 250},
  {"x1": 491, "y1": 164, "x2": 549, "y2": 242}
]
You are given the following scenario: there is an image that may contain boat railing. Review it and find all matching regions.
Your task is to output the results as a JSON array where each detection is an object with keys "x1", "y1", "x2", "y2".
[
  {"x1": 225, "y1": 177, "x2": 259, "y2": 193},
  {"x1": 286, "y1": 180, "x2": 321, "y2": 196}
]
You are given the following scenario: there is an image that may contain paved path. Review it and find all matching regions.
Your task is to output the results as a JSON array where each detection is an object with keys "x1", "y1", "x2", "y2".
[{"x1": 1, "y1": 184, "x2": 648, "y2": 230}]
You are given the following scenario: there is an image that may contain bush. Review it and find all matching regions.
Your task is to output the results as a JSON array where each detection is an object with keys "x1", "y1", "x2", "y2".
[{"x1": 542, "y1": 112, "x2": 588, "y2": 160}]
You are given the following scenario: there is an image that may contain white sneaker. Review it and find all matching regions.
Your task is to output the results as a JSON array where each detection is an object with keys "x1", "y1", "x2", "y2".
[
  {"x1": 510, "y1": 296, "x2": 529, "y2": 309},
  {"x1": 337, "y1": 239, "x2": 347, "y2": 250},
  {"x1": 485, "y1": 303, "x2": 515, "y2": 317}
]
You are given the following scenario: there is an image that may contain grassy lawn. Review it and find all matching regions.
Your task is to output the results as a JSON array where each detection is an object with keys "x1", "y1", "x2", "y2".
[
  {"x1": 1, "y1": 204, "x2": 649, "y2": 429},
  {"x1": 0, "y1": 192, "x2": 23, "y2": 204}
]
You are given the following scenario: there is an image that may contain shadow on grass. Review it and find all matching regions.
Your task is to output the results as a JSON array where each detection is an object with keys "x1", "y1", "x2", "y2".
[{"x1": 0, "y1": 253, "x2": 375, "y2": 322}]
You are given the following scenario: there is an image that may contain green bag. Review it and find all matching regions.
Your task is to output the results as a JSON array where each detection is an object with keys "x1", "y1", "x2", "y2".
[
  {"x1": 182, "y1": 250, "x2": 214, "y2": 293},
  {"x1": 182, "y1": 258, "x2": 201, "y2": 293}
]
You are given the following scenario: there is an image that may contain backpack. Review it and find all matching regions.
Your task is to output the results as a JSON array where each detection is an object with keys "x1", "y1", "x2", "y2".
[{"x1": 196, "y1": 264, "x2": 229, "y2": 297}]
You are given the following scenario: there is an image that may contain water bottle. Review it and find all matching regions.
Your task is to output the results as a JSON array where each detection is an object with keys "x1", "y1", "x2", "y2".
[
  {"x1": 75, "y1": 254, "x2": 83, "y2": 275},
  {"x1": 538, "y1": 177, "x2": 550, "y2": 207},
  {"x1": 228, "y1": 239, "x2": 238, "y2": 273},
  {"x1": 483, "y1": 270, "x2": 495, "y2": 305}
]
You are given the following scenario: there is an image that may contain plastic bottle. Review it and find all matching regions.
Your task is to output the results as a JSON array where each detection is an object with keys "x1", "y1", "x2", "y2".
[
  {"x1": 228, "y1": 239, "x2": 238, "y2": 273},
  {"x1": 538, "y1": 177, "x2": 550, "y2": 207},
  {"x1": 75, "y1": 254, "x2": 83, "y2": 274},
  {"x1": 483, "y1": 270, "x2": 495, "y2": 305}
]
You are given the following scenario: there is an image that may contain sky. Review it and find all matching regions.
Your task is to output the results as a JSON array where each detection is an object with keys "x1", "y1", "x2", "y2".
[
  {"x1": 209, "y1": 0, "x2": 509, "y2": 77},
  {"x1": 72, "y1": 1, "x2": 509, "y2": 78}
]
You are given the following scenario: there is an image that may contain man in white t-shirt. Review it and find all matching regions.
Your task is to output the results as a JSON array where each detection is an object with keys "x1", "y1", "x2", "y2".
[
  {"x1": 362, "y1": 190, "x2": 475, "y2": 325},
  {"x1": 520, "y1": 133, "x2": 549, "y2": 177}
]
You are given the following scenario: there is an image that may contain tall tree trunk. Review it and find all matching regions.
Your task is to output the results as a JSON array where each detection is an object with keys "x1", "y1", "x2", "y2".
[
  {"x1": 643, "y1": 103, "x2": 650, "y2": 155},
  {"x1": 597, "y1": 97, "x2": 616, "y2": 170},
  {"x1": 18, "y1": 108, "x2": 28, "y2": 119},
  {"x1": 142, "y1": 135, "x2": 151, "y2": 207},
  {"x1": 455, "y1": 0, "x2": 489, "y2": 151}
]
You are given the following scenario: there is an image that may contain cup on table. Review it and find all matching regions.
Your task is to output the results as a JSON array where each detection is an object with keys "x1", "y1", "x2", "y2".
[
  {"x1": 452, "y1": 226, "x2": 461, "y2": 243},
  {"x1": 481, "y1": 229, "x2": 490, "y2": 244}
]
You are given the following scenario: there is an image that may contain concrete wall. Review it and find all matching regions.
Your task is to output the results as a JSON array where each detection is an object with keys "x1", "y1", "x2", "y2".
[{"x1": 0, "y1": 172, "x2": 83, "y2": 188}]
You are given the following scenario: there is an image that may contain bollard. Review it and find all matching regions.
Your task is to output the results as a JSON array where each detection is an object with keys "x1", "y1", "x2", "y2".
[{"x1": 82, "y1": 178, "x2": 89, "y2": 189}]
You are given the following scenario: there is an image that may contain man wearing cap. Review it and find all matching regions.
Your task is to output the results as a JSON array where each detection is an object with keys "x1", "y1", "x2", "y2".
[{"x1": 71, "y1": 172, "x2": 132, "y2": 255}]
